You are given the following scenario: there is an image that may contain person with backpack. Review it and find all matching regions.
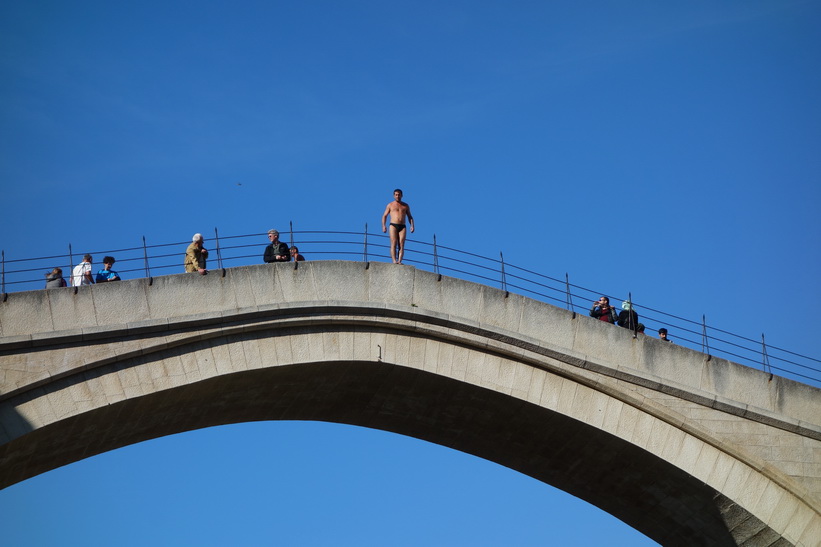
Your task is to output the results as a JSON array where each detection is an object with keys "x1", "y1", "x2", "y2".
[{"x1": 71, "y1": 254, "x2": 94, "y2": 287}]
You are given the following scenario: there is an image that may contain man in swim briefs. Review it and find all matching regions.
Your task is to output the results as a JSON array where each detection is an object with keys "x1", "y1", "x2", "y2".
[{"x1": 381, "y1": 188, "x2": 415, "y2": 264}]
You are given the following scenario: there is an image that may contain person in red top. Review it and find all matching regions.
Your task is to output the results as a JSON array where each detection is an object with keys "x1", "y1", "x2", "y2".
[{"x1": 590, "y1": 296, "x2": 617, "y2": 324}]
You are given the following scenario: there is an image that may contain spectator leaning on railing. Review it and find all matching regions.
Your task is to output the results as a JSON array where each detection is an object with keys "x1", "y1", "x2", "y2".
[
  {"x1": 71, "y1": 254, "x2": 94, "y2": 287},
  {"x1": 95, "y1": 256, "x2": 121, "y2": 283},
  {"x1": 263, "y1": 229, "x2": 290, "y2": 263},
  {"x1": 290, "y1": 246, "x2": 305, "y2": 262},
  {"x1": 45, "y1": 267, "x2": 67, "y2": 288},
  {"x1": 184, "y1": 234, "x2": 208, "y2": 275}
]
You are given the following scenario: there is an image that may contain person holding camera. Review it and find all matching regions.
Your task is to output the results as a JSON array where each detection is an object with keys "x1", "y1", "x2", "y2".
[{"x1": 590, "y1": 296, "x2": 618, "y2": 324}]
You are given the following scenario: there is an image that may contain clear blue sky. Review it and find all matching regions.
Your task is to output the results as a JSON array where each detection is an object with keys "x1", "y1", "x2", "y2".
[{"x1": 1, "y1": 1, "x2": 819, "y2": 545}]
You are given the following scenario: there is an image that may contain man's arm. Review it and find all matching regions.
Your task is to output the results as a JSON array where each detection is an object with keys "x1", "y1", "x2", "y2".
[
  {"x1": 381, "y1": 204, "x2": 391, "y2": 232},
  {"x1": 277, "y1": 242, "x2": 290, "y2": 261},
  {"x1": 263, "y1": 244, "x2": 274, "y2": 263},
  {"x1": 406, "y1": 205, "x2": 414, "y2": 233}
]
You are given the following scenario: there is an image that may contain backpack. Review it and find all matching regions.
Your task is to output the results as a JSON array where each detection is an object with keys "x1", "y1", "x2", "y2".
[{"x1": 72, "y1": 263, "x2": 86, "y2": 285}]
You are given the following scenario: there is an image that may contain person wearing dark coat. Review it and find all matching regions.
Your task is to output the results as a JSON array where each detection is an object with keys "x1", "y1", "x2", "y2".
[
  {"x1": 617, "y1": 301, "x2": 640, "y2": 331},
  {"x1": 263, "y1": 229, "x2": 290, "y2": 263},
  {"x1": 590, "y1": 296, "x2": 618, "y2": 324}
]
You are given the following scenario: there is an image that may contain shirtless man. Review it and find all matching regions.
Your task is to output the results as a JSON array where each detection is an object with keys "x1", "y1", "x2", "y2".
[{"x1": 381, "y1": 188, "x2": 415, "y2": 264}]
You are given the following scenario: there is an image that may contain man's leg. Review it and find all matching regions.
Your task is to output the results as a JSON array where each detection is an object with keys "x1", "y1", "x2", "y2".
[
  {"x1": 389, "y1": 226, "x2": 399, "y2": 263},
  {"x1": 397, "y1": 228, "x2": 407, "y2": 264}
]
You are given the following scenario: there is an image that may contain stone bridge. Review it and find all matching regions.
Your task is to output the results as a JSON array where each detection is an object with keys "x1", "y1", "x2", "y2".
[{"x1": 0, "y1": 261, "x2": 819, "y2": 546}]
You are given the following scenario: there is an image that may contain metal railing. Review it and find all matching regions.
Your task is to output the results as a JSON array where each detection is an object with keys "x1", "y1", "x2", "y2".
[{"x1": 2, "y1": 227, "x2": 819, "y2": 387}]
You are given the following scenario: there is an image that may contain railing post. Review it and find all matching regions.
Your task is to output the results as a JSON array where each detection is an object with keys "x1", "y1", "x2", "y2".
[
  {"x1": 68, "y1": 244, "x2": 74, "y2": 288},
  {"x1": 500, "y1": 251, "x2": 508, "y2": 296},
  {"x1": 702, "y1": 314, "x2": 711, "y2": 361},
  {"x1": 142, "y1": 236, "x2": 153, "y2": 284},
  {"x1": 762, "y1": 334, "x2": 773, "y2": 381},
  {"x1": 433, "y1": 234, "x2": 441, "y2": 279},
  {"x1": 363, "y1": 223, "x2": 368, "y2": 264},
  {"x1": 1, "y1": 250, "x2": 6, "y2": 301},
  {"x1": 214, "y1": 227, "x2": 225, "y2": 275},
  {"x1": 289, "y1": 220, "x2": 294, "y2": 248},
  {"x1": 628, "y1": 291, "x2": 636, "y2": 337},
  {"x1": 565, "y1": 273, "x2": 574, "y2": 315}
]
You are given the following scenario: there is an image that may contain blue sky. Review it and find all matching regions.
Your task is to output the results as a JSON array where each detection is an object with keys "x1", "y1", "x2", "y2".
[{"x1": 1, "y1": 1, "x2": 819, "y2": 545}]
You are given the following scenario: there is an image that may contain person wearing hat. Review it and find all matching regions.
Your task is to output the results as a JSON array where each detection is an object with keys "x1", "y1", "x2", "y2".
[
  {"x1": 95, "y1": 256, "x2": 121, "y2": 283},
  {"x1": 617, "y1": 300, "x2": 640, "y2": 331},
  {"x1": 658, "y1": 328, "x2": 671, "y2": 342},
  {"x1": 263, "y1": 229, "x2": 290, "y2": 263}
]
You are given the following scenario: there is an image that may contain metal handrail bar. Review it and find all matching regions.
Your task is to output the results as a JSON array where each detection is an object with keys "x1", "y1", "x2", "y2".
[{"x1": 416, "y1": 246, "x2": 821, "y2": 377}]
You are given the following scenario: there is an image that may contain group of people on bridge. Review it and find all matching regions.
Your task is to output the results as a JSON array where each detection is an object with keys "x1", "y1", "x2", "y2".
[
  {"x1": 182, "y1": 230, "x2": 306, "y2": 276},
  {"x1": 183, "y1": 188, "x2": 414, "y2": 274},
  {"x1": 44, "y1": 188, "x2": 670, "y2": 341},
  {"x1": 590, "y1": 296, "x2": 671, "y2": 342},
  {"x1": 45, "y1": 255, "x2": 121, "y2": 289},
  {"x1": 46, "y1": 189, "x2": 414, "y2": 282}
]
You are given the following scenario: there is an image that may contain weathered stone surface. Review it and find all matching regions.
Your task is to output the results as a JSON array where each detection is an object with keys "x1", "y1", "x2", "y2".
[{"x1": 1, "y1": 261, "x2": 819, "y2": 546}]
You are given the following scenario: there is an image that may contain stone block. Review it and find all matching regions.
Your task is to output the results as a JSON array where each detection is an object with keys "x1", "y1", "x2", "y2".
[
  {"x1": 691, "y1": 443, "x2": 721, "y2": 484},
  {"x1": 510, "y1": 362, "x2": 533, "y2": 401},
  {"x1": 368, "y1": 262, "x2": 415, "y2": 309},
  {"x1": 796, "y1": 505, "x2": 821, "y2": 547},
  {"x1": 476, "y1": 287, "x2": 523, "y2": 334},
  {"x1": 752, "y1": 481, "x2": 787, "y2": 528},
  {"x1": 601, "y1": 396, "x2": 625, "y2": 435},
  {"x1": 3, "y1": 291, "x2": 58, "y2": 336},
  {"x1": 463, "y1": 351, "x2": 485, "y2": 387},
  {"x1": 626, "y1": 408, "x2": 657, "y2": 451},
  {"x1": 449, "y1": 346, "x2": 469, "y2": 382},
  {"x1": 670, "y1": 433, "x2": 703, "y2": 471},
  {"x1": 407, "y1": 336, "x2": 427, "y2": 373},
  {"x1": 421, "y1": 338, "x2": 439, "y2": 375},
  {"x1": 538, "y1": 373, "x2": 563, "y2": 412}
]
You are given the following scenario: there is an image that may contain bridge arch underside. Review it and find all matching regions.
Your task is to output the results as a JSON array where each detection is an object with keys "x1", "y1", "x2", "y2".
[{"x1": 0, "y1": 325, "x2": 810, "y2": 546}]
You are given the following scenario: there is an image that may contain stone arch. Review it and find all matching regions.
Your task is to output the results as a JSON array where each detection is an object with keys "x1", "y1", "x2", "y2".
[{"x1": 2, "y1": 313, "x2": 817, "y2": 546}]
